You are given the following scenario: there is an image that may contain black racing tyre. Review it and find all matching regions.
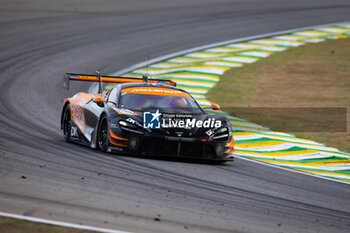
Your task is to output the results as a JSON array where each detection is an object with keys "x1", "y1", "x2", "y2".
[
  {"x1": 62, "y1": 104, "x2": 72, "y2": 142},
  {"x1": 97, "y1": 116, "x2": 109, "y2": 152}
]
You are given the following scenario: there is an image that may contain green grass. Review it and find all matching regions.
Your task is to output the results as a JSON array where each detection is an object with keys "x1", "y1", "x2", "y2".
[
  {"x1": 0, "y1": 217, "x2": 99, "y2": 233},
  {"x1": 207, "y1": 38, "x2": 350, "y2": 152}
]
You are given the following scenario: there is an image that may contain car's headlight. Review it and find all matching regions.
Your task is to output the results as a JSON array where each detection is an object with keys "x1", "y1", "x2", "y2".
[
  {"x1": 119, "y1": 120, "x2": 128, "y2": 126},
  {"x1": 212, "y1": 127, "x2": 229, "y2": 140},
  {"x1": 119, "y1": 119, "x2": 145, "y2": 135},
  {"x1": 215, "y1": 127, "x2": 228, "y2": 134}
]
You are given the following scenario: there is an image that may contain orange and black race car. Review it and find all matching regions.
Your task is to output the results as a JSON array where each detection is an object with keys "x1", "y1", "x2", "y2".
[{"x1": 61, "y1": 73, "x2": 234, "y2": 162}]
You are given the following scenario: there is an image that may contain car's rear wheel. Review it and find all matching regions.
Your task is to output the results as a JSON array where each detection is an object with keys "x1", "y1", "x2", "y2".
[
  {"x1": 98, "y1": 116, "x2": 109, "y2": 152},
  {"x1": 62, "y1": 105, "x2": 71, "y2": 142}
]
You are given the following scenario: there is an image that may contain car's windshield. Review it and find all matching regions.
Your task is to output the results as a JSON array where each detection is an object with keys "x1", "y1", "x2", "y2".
[{"x1": 120, "y1": 93, "x2": 203, "y2": 114}]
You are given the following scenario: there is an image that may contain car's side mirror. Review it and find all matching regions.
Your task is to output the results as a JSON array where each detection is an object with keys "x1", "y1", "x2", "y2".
[
  {"x1": 93, "y1": 94, "x2": 104, "y2": 103},
  {"x1": 211, "y1": 103, "x2": 220, "y2": 110}
]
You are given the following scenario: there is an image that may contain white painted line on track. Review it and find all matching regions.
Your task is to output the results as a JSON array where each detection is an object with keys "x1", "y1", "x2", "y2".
[{"x1": 0, "y1": 212, "x2": 132, "y2": 233}]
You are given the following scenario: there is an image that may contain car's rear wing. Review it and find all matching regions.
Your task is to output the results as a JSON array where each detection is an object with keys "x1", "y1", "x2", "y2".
[{"x1": 63, "y1": 72, "x2": 176, "y2": 93}]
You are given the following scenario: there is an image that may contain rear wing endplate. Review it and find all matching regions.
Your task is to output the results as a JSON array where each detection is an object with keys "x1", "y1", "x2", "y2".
[{"x1": 63, "y1": 72, "x2": 176, "y2": 93}]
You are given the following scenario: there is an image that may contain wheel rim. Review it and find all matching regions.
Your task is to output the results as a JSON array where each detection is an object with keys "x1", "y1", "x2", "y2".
[{"x1": 98, "y1": 120, "x2": 108, "y2": 150}]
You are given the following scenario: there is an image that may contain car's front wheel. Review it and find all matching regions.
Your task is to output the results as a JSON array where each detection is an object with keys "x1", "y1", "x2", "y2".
[
  {"x1": 97, "y1": 116, "x2": 109, "y2": 152},
  {"x1": 62, "y1": 104, "x2": 71, "y2": 142}
]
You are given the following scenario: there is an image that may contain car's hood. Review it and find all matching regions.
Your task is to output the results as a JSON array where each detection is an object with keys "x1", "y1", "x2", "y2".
[{"x1": 114, "y1": 108, "x2": 229, "y2": 138}]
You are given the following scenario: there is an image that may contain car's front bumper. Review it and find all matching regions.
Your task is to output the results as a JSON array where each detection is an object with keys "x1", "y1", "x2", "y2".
[{"x1": 108, "y1": 135, "x2": 234, "y2": 161}]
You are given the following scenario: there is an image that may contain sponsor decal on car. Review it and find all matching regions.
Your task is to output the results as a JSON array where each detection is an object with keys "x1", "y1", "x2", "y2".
[
  {"x1": 143, "y1": 109, "x2": 162, "y2": 129},
  {"x1": 122, "y1": 87, "x2": 190, "y2": 97},
  {"x1": 143, "y1": 109, "x2": 222, "y2": 129},
  {"x1": 126, "y1": 117, "x2": 143, "y2": 128}
]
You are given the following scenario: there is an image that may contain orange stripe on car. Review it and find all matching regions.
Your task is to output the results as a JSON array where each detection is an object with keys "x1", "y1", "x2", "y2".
[
  {"x1": 226, "y1": 138, "x2": 235, "y2": 147},
  {"x1": 115, "y1": 108, "x2": 138, "y2": 116},
  {"x1": 109, "y1": 130, "x2": 128, "y2": 141},
  {"x1": 70, "y1": 93, "x2": 94, "y2": 133},
  {"x1": 121, "y1": 87, "x2": 190, "y2": 97},
  {"x1": 67, "y1": 74, "x2": 176, "y2": 86},
  {"x1": 225, "y1": 147, "x2": 235, "y2": 154},
  {"x1": 225, "y1": 138, "x2": 235, "y2": 153},
  {"x1": 109, "y1": 136, "x2": 128, "y2": 147}
]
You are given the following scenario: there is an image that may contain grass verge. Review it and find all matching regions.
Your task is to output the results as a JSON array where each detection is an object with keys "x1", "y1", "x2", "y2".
[
  {"x1": 0, "y1": 216, "x2": 98, "y2": 233},
  {"x1": 207, "y1": 38, "x2": 350, "y2": 152}
]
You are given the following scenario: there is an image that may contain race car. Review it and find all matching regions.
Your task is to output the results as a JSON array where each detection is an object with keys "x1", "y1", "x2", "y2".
[{"x1": 61, "y1": 73, "x2": 235, "y2": 161}]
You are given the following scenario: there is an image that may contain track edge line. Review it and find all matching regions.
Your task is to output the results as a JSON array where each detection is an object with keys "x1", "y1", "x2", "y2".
[{"x1": 0, "y1": 211, "x2": 132, "y2": 233}]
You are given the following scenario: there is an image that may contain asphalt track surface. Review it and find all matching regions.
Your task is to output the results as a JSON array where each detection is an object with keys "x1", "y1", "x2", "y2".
[{"x1": 1, "y1": 1, "x2": 350, "y2": 232}]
